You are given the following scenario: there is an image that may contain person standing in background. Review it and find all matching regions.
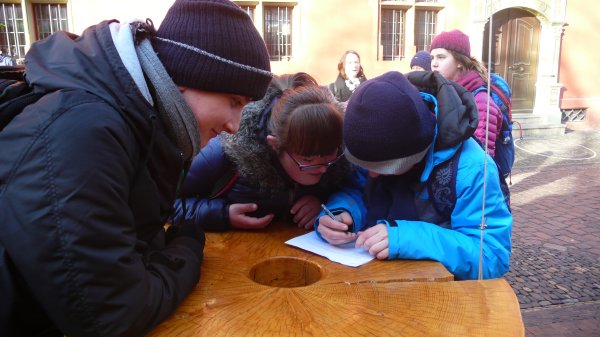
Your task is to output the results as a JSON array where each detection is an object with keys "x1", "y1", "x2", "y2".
[
  {"x1": 409, "y1": 50, "x2": 432, "y2": 72},
  {"x1": 329, "y1": 50, "x2": 367, "y2": 103},
  {"x1": 0, "y1": 48, "x2": 17, "y2": 66},
  {"x1": 430, "y1": 29, "x2": 503, "y2": 157}
]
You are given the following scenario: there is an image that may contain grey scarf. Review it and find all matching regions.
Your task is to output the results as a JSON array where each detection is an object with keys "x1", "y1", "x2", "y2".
[{"x1": 134, "y1": 39, "x2": 200, "y2": 162}]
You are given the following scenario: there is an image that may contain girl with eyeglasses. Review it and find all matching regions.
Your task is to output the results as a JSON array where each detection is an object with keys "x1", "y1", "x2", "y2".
[{"x1": 171, "y1": 72, "x2": 365, "y2": 231}]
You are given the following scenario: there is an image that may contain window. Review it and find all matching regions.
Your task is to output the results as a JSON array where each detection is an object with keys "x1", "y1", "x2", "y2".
[
  {"x1": 381, "y1": 8, "x2": 405, "y2": 61},
  {"x1": 264, "y1": 5, "x2": 292, "y2": 61},
  {"x1": 414, "y1": 10, "x2": 437, "y2": 52},
  {"x1": 33, "y1": 3, "x2": 69, "y2": 40},
  {"x1": 0, "y1": 3, "x2": 26, "y2": 59},
  {"x1": 238, "y1": 5, "x2": 255, "y2": 22}
]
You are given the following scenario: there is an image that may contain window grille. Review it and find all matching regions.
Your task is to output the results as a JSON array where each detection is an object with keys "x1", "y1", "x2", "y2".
[
  {"x1": 238, "y1": 5, "x2": 255, "y2": 22},
  {"x1": 414, "y1": 9, "x2": 437, "y2": 52},
  {"x1": 264, "y1": 5, "x2": 292, "y2": 61},
  {"x1": 381, "y1": 8, "x2": 405, "y2": 61},
  {"x1": 0, "y1": 3, "x2": 26, "y2": 59},
  {"x1": 33, "y1": 3, "x2": 69, "y2": 40},
  {"x1": 561, "y1": 108, "x2": 587, "y2": 123}
]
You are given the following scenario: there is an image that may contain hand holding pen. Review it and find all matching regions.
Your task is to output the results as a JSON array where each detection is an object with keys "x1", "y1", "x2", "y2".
[{"x1": 318, "y1": 204, "x2": 356, "y2": 245}]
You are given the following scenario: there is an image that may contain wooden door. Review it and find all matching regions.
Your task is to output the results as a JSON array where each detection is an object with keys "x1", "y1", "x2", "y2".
[{"x1": 483, "y1": 8, "x2": 540, "y2": 114}]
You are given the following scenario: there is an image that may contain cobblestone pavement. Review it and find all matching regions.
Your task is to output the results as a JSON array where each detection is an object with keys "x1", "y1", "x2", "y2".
[{"x1": 504, "y1": 130, "x2": 600, "y2": 336}]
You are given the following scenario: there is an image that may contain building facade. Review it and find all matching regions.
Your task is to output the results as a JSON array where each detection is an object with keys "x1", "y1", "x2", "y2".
[{"x1": 1, "y1": 0, "x2": 596, "y2": 132}]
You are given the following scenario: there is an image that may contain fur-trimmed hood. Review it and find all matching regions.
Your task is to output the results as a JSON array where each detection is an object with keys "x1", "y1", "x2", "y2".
[{"x1": 221, "y1": 82, "x2": 354, "y2": 192}]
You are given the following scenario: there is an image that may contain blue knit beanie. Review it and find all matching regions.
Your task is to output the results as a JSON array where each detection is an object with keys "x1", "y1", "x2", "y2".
[
  {"x1": 152, "y1": 0, "x2": 272, "y2": 100},
  {"x1": 344, "y1": 71, "x2": 435, "y2": 175},
  {"x1": 410, "y1": 50, "x2": 432, "y2": 71}
]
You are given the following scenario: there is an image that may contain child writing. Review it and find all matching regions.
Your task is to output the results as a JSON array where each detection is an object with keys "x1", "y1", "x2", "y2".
[{"x1": 316, "y1": 71, "x2": 512, "y2": 280}]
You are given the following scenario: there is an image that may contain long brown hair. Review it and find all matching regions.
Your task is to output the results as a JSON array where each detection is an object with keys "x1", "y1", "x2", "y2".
[
  {"x1": 449, "y1": 50, "x2": 490, "y2": 85},
  {"x1": 269, "y1": 73, "x2": 343, "y2": 157},
  {"x1": 337, "y1": 50, "x2": 365, "y2": 80}
]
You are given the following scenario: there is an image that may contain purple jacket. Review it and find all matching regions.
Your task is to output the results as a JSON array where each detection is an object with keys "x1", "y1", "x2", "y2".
[{"x1": 457, "y1": 70, "x2": 502, "y2": 157}]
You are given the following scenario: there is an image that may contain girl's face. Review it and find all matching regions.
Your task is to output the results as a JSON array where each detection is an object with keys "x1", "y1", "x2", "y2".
[
  {"x1": 267, "y1": 134, "x2": 340, "y2": 185},
  {"x1": 279, "y1": 150, "x2": 341, "y2": 185},
  {"x1": 344, "y1": 53, "x2": 361, "y2": 79},
  {"x1": 430, "y1": 48, "x2": 462, "y2": 81},
  {"x1": 179, "y1": 87, "x2": 251, "y2": 148}
]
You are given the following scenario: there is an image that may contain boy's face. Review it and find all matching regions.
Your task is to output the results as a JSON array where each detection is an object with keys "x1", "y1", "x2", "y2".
[{"x1": 179, "y1": 87, "x2": 251, "y2": 148}]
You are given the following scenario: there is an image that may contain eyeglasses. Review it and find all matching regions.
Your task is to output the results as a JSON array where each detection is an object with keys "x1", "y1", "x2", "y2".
[{"x1": 286, "y1": 148, "x2": 345, "y2": 171}]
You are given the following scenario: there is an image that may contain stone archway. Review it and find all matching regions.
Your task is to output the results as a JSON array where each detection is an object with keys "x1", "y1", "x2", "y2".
[{"x1": 470, "y1": 0, "x2": 567, "y2": 136}]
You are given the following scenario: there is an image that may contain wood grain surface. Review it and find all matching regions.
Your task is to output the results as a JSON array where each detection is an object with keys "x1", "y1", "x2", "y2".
[{"x1": 148, "y1": 223, "x2": 523, "y2": 336}]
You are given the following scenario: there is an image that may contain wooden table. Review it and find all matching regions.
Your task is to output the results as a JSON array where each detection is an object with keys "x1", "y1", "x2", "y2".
[{"x1": 148, "y1": 222, "x2": 523, "y2": 336}]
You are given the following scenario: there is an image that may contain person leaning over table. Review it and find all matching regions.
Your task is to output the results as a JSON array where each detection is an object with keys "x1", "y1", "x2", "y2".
[
  {"x1": 0, "y1": 0, "x2": 272, "y2": 336},
  {"x1": 171, "y1": 72, "x2": 366, "y2": 231},
  {"x1": 315, "y1": 71, "x2": 512, "y2": 280}
]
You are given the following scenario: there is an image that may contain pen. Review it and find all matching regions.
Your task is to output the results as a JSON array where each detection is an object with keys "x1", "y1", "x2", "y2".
[
  {"x1": 321, "y1": 204, "x2": 337, "y2": 221},
  {"x1": 321, "y1": 204, "x2": 353, "y2": 233}
]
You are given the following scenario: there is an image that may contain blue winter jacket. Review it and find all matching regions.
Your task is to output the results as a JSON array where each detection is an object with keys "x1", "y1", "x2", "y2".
[{"x1": 319, "y1": 72, "x2": 512, "y2": 280}]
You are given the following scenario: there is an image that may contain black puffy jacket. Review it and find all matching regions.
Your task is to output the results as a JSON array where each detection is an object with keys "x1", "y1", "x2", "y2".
[{"x1": 0, "y1": 21, "x2": 203, "y2": 337}]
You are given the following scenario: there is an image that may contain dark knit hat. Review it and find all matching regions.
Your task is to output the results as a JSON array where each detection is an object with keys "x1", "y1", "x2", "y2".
[
  {"x1": 410, "y1": 50, "x2": 432, "y2": 71},
  {"x1": 430, "y1": 29, "x2": 471, "y2": 56},
  {"x1": 152, "y1": 0, "x2": 272, "y2": 100},
  {"x1": 344, "y1": 71, "x2": 436, "y2": 175}
]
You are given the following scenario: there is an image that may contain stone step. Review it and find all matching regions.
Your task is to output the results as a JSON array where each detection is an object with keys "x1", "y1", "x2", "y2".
[{"x1": 511, "y1": 114, "x2": 566, "y2": 138}]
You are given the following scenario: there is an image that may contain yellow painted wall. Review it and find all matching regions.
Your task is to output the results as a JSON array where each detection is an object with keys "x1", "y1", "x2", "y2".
[
  {"x1": 559, "y1": 0, "x2": 600, "y2": 128},
  {"x1": 66, "y1": 0, "x2": 462, "y2": 85},
  {"x1": 37, "y1": 0, "x2": 597, "y2": 128},
  {"x1": 269, "y1": 0, "x2": 379, "y2": 84}
]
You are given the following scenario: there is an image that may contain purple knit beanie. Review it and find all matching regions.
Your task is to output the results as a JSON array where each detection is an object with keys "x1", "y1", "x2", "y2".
[
  {"x1": 152, "y1": 0, "x2": 272, "y2": 100},
  {"x1": 430, "y1": 29, "x2": 471, "y2": 56},
  {"x1": 344, "y1": 71, "x2": 436, "y2": 175},
  {"x1": 410, "y1": 50, "x2": 432, "y2": 71}
]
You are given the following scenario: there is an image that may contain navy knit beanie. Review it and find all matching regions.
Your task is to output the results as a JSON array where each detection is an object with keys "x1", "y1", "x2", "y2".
[
  {"x1": 152, "y1": 0, "x2": 272, "y2": 100},
  {"x1": 344, "y1": 71, "x2": 436, "y2": 175},
  {"x1": 410, "y1": 50, "x2": 432, "y2": 71},
  {"x1": 430, "y1": 29, "x2": 471, "y2": 56}
]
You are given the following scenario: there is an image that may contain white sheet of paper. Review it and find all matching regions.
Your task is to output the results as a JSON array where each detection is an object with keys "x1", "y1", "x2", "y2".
[{"x1": 285, "y1": 231, "x2": 375, "y2": 267}]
